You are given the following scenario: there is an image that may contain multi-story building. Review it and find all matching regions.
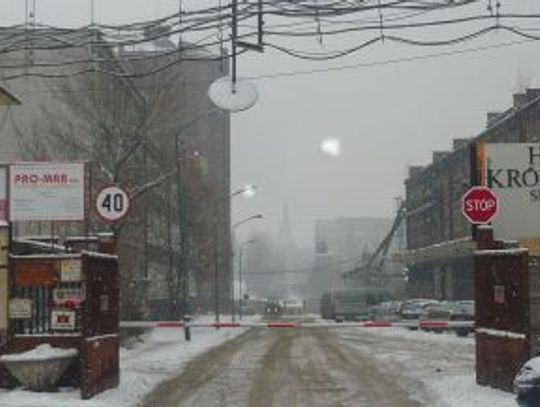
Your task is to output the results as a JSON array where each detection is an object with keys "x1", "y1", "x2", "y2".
[
  {"x1": 402, "y1": 89, "x2": 540, "y2": 300},
  {"x1": 0, "y1": 28, "x2": 230, "y2": 318}
]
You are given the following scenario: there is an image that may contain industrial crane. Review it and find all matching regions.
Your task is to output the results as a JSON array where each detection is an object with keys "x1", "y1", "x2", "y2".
[{"x1": 342, "y1": 201, "x2": 407, "y2": 285}]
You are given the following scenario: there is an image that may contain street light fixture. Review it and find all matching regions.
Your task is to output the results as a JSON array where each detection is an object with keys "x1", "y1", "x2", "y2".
[
  {"x1": 230, "y1": 184, "x2": 256, "y2": 199},
  {"x1": 232, "y1": 213, "x2": 263, "y2": 229}
]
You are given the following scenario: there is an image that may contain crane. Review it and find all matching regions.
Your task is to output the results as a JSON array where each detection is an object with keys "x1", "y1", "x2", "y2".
[{"x1": 341, "y1": 201, "x2": 407, "y2": 285}]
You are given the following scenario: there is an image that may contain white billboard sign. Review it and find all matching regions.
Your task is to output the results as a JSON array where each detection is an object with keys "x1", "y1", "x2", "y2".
[
  {"x1": 9, "y1": 162, "x2": 85, "y2": 221},
  {"x1": 480, "y1": 143, "x2": 540, "y2": 240}
]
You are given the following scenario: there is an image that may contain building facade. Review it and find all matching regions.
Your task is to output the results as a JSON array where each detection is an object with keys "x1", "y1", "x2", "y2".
[{"x1": 403, "y1": 89, "x2": 540, "y2": 300}]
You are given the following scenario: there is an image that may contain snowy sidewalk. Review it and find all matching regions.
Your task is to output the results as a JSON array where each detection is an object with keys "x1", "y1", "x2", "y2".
[
  {"x1": 338, "y1": 327, "x2": 519, "y2": 407},
  {"x1": 0, "y1": 316, "x2": 254, "y2": 407}
]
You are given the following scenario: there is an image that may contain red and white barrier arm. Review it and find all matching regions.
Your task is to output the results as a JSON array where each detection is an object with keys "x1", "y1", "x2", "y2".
[
  {"x1": 120, "y1": 320, "x2": 475, "y2": 329},
  {"x1": 120, "y1": 321, "x2": 185, "y2": 328}
]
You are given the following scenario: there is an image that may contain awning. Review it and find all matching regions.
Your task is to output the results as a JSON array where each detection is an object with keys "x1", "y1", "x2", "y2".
[{"x1": 392, "y1": 238, "x2": 476, "y2": 265}]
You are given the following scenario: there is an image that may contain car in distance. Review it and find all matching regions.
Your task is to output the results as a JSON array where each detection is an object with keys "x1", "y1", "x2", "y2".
[{"x1": 265, "y1": 298, "x2": 283, "y2": 318}]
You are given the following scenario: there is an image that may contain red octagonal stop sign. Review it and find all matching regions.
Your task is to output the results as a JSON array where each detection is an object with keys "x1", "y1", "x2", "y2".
[{"x1": 461, "y1": 186, "x2": 498, "y2": 225}]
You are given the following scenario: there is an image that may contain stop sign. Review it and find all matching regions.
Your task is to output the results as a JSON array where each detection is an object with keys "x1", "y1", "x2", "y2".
[{"x1": 461, "y1": 186, "x2": 498, "y2": 224}]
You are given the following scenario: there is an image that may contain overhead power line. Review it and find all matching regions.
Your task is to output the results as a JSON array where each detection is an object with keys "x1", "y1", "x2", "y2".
[
  {"x1": 7, "y1": 35, "x2": 538, "y2": 95},
  {"x1": 0, "y1": 0, "x2": 513, "y2": 81}
]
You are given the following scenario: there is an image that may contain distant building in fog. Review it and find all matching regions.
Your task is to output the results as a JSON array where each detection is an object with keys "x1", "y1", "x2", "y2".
[{"x1": 310, "y1": 217, "x2": 395, "y2": 298}]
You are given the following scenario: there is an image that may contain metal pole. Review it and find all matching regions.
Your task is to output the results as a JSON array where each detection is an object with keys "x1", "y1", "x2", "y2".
[
  {"x1": 231, "y1": 230, "x2": 236, "y2": 322},
  {"x1": 238, "y1": 246, "x2": 243, "y2": 319},
  {"x1": 231, "y1": 0, "x2": 238, "y2": 89},
  {"x1": 175, "y1": 135, "x2": 191, "y2": 341},
  {"x1": 213, "y1": 210, "x2": 220, "y2": 324}
]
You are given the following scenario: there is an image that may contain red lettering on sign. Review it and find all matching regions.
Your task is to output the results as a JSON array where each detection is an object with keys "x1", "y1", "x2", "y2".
[{"x1": 14, "y1": 173, "x2": 70, "y2": 184}]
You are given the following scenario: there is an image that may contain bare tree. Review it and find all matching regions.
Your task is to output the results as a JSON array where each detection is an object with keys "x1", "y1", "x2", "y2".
[{"x1": 16, "y1": 61, "x2": 191, "y2": 319}]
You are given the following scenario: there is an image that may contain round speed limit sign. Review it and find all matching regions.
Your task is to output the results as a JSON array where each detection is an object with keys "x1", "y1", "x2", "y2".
[{"x1": 95, "y1": 185, "x2": 131, "y2": 222}]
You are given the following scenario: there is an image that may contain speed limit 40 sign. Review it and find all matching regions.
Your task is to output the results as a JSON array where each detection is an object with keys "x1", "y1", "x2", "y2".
[{"x1": 95, "y1": 185, "x2": 130, "y2": 222}]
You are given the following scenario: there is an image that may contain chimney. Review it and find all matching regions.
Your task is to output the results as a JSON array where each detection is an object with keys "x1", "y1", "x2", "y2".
[
  {"x1": 526, "y1": 88, "x2": 540, "y2": 101},
  {"x1": 513, "y1": 93, "x2": 528, "y2": 109},
  {"x1": 433, "y1": 151, "x2": 450, "y2": 163},
  {"x1": 452, "y1": 138, "x2": 469, "y2": 151},
  {"x1": 408, "y1": 166, "x2": 424, "y2": 178}
]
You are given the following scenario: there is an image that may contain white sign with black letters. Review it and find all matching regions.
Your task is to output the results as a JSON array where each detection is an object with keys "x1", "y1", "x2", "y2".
[{"x1": 481, "y1": 143, "x2": 540, "y2": 240}]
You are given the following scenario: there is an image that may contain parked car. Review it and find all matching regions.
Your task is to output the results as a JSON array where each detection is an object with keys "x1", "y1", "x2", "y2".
[
  {"x1": 418, "y1": 301, "x2": 475, "y2": 336},
  {"x1": 400, "y1": 299, "x2": 438, "y2": 329},
  {"x1": 451, "y1": 301, "x2": 475, "y2": 337},
  {"x1": 418, "y1": 302, "x2": 449, "y2": 333},
  {"x1": 320, "y1": 288, "x2": 390, "y2": 322},
  {"x1": 514, "y1": 357, "x2": 540, "y2": 400},
  {"x1": 370, "y1": 301, "x2": 402, "y2": 322}
]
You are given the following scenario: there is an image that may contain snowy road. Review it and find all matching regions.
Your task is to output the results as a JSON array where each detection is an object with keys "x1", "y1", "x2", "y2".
[
  {"x1": 141, "y1": 320, "x2": 520, "y2": 407},
  {"x1": 142, "y1": 323, "x2": 433, "y2": 407},
  {"x1": 0, "y1": 317, "x2": 519, "y2": 407}
]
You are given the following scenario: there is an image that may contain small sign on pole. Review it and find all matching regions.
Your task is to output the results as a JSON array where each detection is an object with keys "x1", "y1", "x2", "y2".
[{"x1": 95, "y1": 185, "x2": 130, "y2": 223}]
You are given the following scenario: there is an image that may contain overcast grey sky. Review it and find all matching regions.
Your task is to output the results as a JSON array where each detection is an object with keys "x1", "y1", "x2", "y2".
[{"x1": 3, "y1": 0, "x2": 540, "y2": 247}]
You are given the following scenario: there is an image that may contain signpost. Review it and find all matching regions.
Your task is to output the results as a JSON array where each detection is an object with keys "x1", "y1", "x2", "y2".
[
  {"x1": 95, "y1": 185, "x2": 130, "y2": 223},
  {"x1": 462, "y1": 186, "x2": 498, "y2": 225}
]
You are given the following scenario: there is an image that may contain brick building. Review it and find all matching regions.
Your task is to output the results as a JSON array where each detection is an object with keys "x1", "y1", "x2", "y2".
[
  {"x1": 0, "y1": 28, "x2": 231, "y2": 318},
  {"x1": 402, "y1": 89, "x2": 540, "y2": 300}
]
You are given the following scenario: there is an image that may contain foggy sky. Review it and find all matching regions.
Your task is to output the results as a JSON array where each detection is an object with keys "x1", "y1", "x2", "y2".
[{"x1": 3, "y1": 0, "x2": 540, "y2": 247}]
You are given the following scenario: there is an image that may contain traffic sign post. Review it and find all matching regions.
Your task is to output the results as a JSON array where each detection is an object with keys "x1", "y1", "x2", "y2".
[
  {"x1": 95, "y1": 185, "x2": 131, "y2": 223},
  {"x1": 461, "y1": 186, "x2": 498, "y2": 225}
]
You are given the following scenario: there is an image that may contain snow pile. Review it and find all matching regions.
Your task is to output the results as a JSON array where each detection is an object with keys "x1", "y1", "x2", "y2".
[
  {"x1": 0, "y1": 344, "x2": 77, "y2": 363},
  {"x1": 0, "y1": 315, "x2": 256, "y2": 407},
  {"x1": 338, "y1": 327, "x2": 519, "y2": 407},
  {"x1": 429, "y1": 375, "x2": 517, "y2": 407}
]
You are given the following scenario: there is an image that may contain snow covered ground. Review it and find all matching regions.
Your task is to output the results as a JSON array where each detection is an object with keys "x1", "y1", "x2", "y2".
[
  {"x1": 0, "y1": 316, "x2": 254, "y2": 407},
  {"x1": 0, "y1": 318, "x2": 527, "y2": 407},
  {"x1": 338, "y1": 327, "x2": 519, "y2": 407}
]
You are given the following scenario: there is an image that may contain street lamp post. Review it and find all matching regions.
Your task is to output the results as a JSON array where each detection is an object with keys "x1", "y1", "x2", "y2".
[
  {"x1": 213, "y1": 185, "x2": 257, "y2": 323},
  {"x1": 238, "y1": 239, "x2": 255, "y2": 320},
  {"x1": 231, "y1": 214, "x2": 263, "y2": 319},
  {"x1": 174, "y1": 110, "x2": 219, "y2": 342}
]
